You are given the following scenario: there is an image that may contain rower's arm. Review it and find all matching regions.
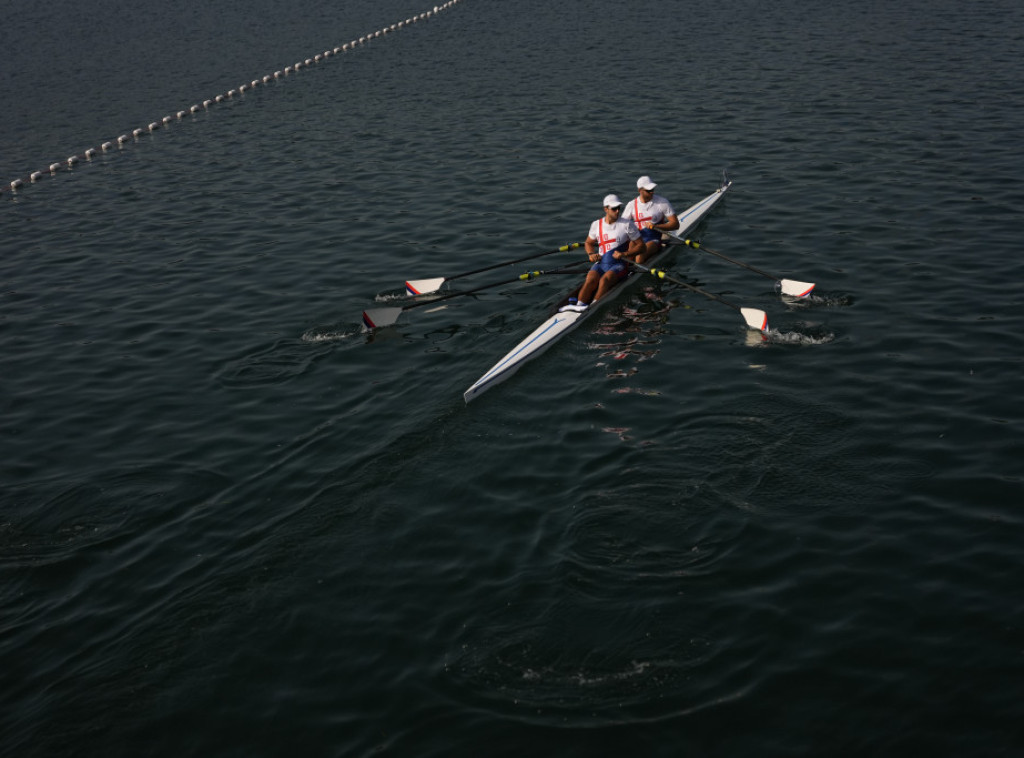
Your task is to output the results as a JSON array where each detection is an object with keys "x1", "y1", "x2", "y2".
[{"x1": 656, "y1": 213, "x2": 680, "y2": 232}]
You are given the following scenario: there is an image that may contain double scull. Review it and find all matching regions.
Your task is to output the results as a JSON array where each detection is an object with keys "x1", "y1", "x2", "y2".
[{"x1": 463, "y1": 178, "x2": 734, "y2": 403}]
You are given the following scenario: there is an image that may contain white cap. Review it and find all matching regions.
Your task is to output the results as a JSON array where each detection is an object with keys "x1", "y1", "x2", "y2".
[
  {"x1": 603, "y1": 193, "x2": 623, "y2": 208},
  {"x1": 636, "y1": 175, "x2": 657, "y2": 190}
]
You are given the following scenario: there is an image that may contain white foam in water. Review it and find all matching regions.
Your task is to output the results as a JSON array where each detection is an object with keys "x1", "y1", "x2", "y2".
[{"x1": 762, "y1": 326, "x2": 836, "y2": 346}]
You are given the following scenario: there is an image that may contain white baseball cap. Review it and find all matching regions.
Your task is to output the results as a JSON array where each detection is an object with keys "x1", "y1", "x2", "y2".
[
  {"x1": 637, "y1": 175, "x2": 657, "y2": 190},
  {"x1": 603, "y1": 194, "x2": 623, "y2": 208}
]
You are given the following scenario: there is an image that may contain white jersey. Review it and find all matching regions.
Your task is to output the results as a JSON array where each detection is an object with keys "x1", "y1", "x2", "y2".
[
  {"x1": 588, "y1": 216, "x2": 640, "y2": 257},
  {"x1": 621, "y1": 193, "x2": 676, "y2": 229}
]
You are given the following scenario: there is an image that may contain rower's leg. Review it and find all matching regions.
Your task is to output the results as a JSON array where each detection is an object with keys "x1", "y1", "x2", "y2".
[
  {"x1": 636, "y1": 240, "x2": 661, "y2": 264},
  {"x1": 593, "y1": 271, "x2": 624, "y2": 302},
  {"x1": 576, "y1": 271, "x2": 601, "y2": 305}
]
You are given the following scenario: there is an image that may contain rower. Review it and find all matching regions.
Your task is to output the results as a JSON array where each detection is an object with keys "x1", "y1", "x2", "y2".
[
  {"x1": 621, "y1": 175, "x2": 679, "y2": 263},
  {"x1": 560, "y1": 194, "x2": 642, "y2": 313}
]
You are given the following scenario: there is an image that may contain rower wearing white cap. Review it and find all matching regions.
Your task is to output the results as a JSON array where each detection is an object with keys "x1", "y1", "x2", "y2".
[
  {"x1": 621, "y1": 175, "x2": 679, "y2": 263},
  {"x1": 560, "y1": 194, "x2": 642, "y2": 313}
]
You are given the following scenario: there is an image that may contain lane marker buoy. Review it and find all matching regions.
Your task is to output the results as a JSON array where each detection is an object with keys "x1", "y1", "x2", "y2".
[{"x1": 2, "y1": 1, "x2": 465, "y2": 197}]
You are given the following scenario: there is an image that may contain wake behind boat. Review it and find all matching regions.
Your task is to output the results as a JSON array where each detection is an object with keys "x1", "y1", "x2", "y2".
[{"x1": 463, "y1": 178, "x2": 733, "y2": 403}]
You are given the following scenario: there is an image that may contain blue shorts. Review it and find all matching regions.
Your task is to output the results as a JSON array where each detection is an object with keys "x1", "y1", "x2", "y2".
[
  {"x1": 592, "y1": 245, "x2": 629, "y2": 275},
  {"x1": 639, "y1": 227, "x2": 663, "y2": 244},
  {"x1": 591, "y1": 259, "x2": 627, "y2": 275}
]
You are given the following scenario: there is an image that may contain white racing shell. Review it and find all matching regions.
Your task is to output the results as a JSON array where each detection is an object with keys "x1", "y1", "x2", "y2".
[{"x1": 464, "y1": 180, "x2": 732, "y2": 403}]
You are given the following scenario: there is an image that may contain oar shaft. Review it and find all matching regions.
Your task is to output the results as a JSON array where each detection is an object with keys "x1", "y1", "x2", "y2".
[
  {"x1": 443, "y1": 242, "x2": 584, "y2": 282},
  {"x1": 679, "y1": 238, "x2": 777, "y2": 282},
  {"x1": 634, "y1": 262, "x2": 742, "y2": 312},
  {"x1": 403, "y1": 261, "x2": 589, "y2": 312},
  {"x1": 634, "y1": 262, "x2": 769, "y2": 332}
]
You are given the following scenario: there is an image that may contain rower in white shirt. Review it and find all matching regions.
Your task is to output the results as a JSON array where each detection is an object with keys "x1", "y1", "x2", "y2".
[
  {"x1": 620, "y1": 175, "x2": 679, "y2": 263},
  {"x1": 560, "y1": 194, "x2": 643, "y2": 313}
]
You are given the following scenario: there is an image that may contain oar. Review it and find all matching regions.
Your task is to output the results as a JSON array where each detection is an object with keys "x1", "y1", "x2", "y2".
[
  {"x1": 404, "y1": 242, "x2": 584, "y2": 295},
  {"x1": 666, "y1": 235, "x2": 815, "y2": 298},
  {"x1": 631, "y1": 261, "x2": 769, "y2": 333},
  {"x1": 364, "y1": 262, "x2": 590, "y2": 329}
]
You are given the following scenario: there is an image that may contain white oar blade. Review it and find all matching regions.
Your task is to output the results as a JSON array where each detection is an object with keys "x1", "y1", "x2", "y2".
[
  {"x1": 780, "y1": 279, "x2": 815, "y2": 298},
  {"x1": 362, "y1": 307, "x2": 404, "y2": 329},
  {"x1": 741, "y1": 307, "x2": 769, "y2": 332},
  {"x1": 405, "y1": 277, "x2": 445, "y2": 296}
]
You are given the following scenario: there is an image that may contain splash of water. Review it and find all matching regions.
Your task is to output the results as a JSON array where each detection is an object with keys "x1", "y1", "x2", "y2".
[
  {"x1": 760, "y1": 325, "x2": 836, "y2": 345},
  {"x1": 301, "y1": 327, "x2": 360, "y2": 342}
]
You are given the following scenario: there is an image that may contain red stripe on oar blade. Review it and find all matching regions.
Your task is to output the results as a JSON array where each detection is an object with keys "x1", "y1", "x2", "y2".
[
  {"x1": 780, "y1": 279, "x2": 816, "y2": 298},
  {"x1": 405, "y1": 277, "x2": 444, "y2": 296},
  {"x1": 741, "y1": 308, "x2": 769, "y2": 332}
]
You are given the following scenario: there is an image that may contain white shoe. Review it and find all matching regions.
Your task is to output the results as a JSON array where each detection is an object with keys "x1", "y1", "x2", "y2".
[{"x1": 559, "y1": 302, "x2": 589, "y2": 313}]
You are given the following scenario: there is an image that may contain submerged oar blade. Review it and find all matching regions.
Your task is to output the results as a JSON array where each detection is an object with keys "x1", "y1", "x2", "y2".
[
  {"x1": 780, "y1": 279, "x2": 815, "y2": 298},
  {"x1": 362, "y1": 307, "x2": 404, "y2": 329},
  {"x1": 405, "y1": 277, "x2": 446, "y2": 296},
  {"x1": 741, "y1": 307, "x2": 769, "y2": 332}
]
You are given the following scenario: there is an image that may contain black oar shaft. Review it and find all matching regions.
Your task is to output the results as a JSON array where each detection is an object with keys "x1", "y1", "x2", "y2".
[
  {"x1": 402, "y1": 261, "x2": 589, "y2": 312},
  {"x1": 636, "y1": 263, "x2": 743, "y2": 313},
  {"x1": 680, "y1": 239, "x2": 777, "y2": 282},
  {"x1": 443, "y1": 242, "x2": 583, "y2": 282}
]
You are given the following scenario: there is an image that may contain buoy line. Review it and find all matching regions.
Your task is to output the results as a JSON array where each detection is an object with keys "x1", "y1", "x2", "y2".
[{"x1": 2, "y1": 1, "x2": 462, "y2": 198}]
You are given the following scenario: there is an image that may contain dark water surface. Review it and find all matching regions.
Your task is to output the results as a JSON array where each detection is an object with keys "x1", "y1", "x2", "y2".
[{"x1": 3, "y1": 0, "x2": 1023, "y2": 755}]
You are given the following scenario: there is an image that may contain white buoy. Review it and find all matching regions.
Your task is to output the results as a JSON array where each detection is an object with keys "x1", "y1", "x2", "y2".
[
  {"x1": 102, "y1": 142, "x2": 114, "y2": 151},
  {"x1": 305, "y1": 58, "x2": 313, "y2": 66},
  {"x1": 49, "y1": 163, "x2": 60, "y2": 174},
  {"x1": 315, "y1": 54, "x2": 322, "y2": 62},
  {"x1": 10, "y1": 178, "x2": 24, "y2": 190},
  {"x1": 204, "y1": 99, "x2": 213, "y2": 108},
  {"x1": 67, "y1": 156, "x2": 78, "y2": 167},
  {"x1": 117, "y1": 134, "x2": 130, "y2": 145},
  {"x1": 191, "y1": 104, "x2": 201, "y2": 113},
  {"x1": 31, "y1": 171, "x2": 43, "y2": 182},
  {"x1": 215, "y1": 94, "x2": 225, "y2": 103},
  {"x1": 148, "y1": 122, "x2": 159, "y2": 131},
  {"x1": 85, "y1": 148, "x2": 97, "y2": 159}
]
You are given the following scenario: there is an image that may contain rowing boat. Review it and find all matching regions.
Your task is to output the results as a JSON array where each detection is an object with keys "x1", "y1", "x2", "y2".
[{"x1": 463, "y1": 178, "x2": 732, "y2": 403}]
